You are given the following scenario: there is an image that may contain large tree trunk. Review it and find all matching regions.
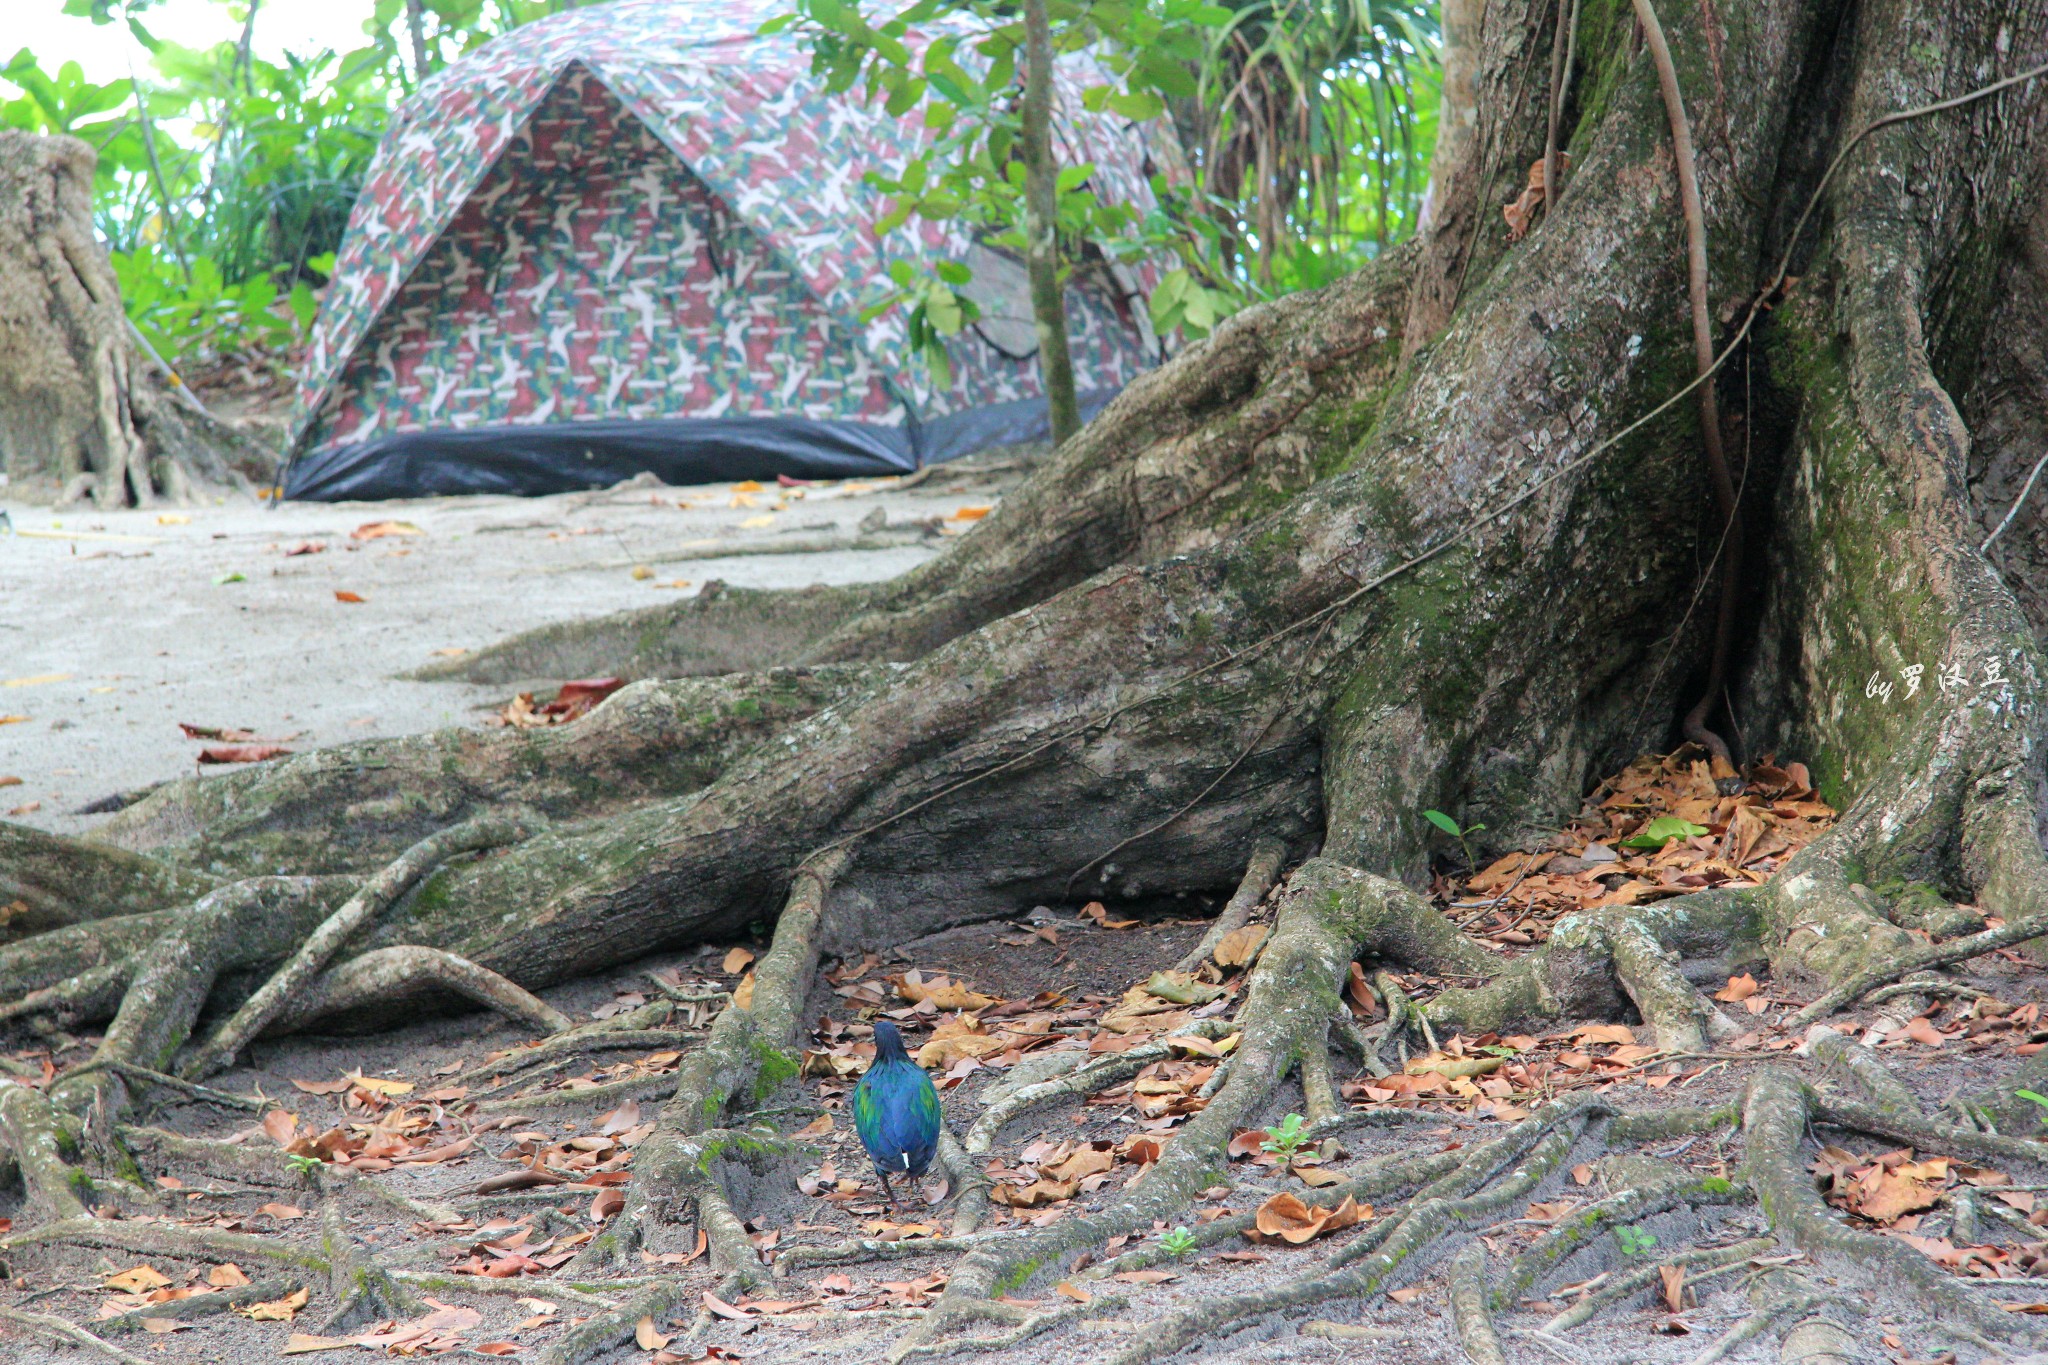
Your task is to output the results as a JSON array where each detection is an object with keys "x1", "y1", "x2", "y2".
[
  {"x1": 0, "y1": 130, "x2": 262, "y2": 506},
  {"x1": 10, "y1": 0, "x2": 2048, "y2": 1358}
]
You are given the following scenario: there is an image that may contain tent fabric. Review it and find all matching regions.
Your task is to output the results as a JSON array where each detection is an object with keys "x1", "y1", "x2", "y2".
[
  {"x1": 285, "y1": 0, "x2": 1176, "y2": 499},
  {"x1": 282, "y1": 390, "x2": 1124, "y2": 502}
]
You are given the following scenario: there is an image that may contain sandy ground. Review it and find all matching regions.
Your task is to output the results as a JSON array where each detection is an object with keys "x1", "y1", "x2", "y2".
[{"x1": 0, "y1": 463, "x2": 1016, "y2": 835}]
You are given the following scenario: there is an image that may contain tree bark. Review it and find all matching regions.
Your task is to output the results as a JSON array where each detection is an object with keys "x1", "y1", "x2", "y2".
[
  {"x1": 0, "y1": 131, "x2": 263, "y2": 505},
  {"x1": 1021, "y1": 0, "x2": 1081, "y2": 447}
]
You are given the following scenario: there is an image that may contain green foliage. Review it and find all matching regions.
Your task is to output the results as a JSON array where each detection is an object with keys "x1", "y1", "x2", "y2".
[
  {"x1": 1422, "y1": 808, "x2": 1484, "y2": 870},
  {"x1": 4, "y1": 0, "x2": 560, "y2": 372},
  {"x1": 1259, "y1": 1112, "x2": 1311, "y2": 1157},
  {"x1": 281, "y1": 1151, "x2": 322, "y2": 1179},
  {"x1": 2016, "y1": 1088, "x2": 2048, "y2": 1123},
  {"x1": 1613, "y1": 1224, "x2": 1659, "y2": 1256},
  {"x1": 774, "y1": 0, "x2": 1243, "y2": 385},
  {"x1": 1159, "y1": 1224, "x2": 1198, "y2": 1257},
  {"x1": 1191, "y1": 0, "x2": 1437, "y2": 285},
  {"x1": 1620, "y1": 816, "x2": 1710, "y2": 850}
]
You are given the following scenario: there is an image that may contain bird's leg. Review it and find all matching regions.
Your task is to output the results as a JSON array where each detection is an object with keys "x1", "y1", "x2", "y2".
[{"x1": 877, "y1": 1169, "x2": 897, "y2": 1208}]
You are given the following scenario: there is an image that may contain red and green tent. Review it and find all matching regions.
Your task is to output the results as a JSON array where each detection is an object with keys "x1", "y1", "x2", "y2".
[{"x1": 283, "y1": 0, "x2": 1178, "y2": 500}]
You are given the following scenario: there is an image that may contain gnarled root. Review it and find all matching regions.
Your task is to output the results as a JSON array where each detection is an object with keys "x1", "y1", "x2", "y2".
[
  {"x1": 186, "y1": 813, "x2": 538, "y2": 1078},
  {"x1": 1742, "y1": 1067, "x2": 2036, "y2": 1342},
  {"x1": 887, "y1": 859, "x2": 1510, "y2": 1360},
  {"x1": 282, "y1": 945, "x2": 573, "y2": 1037},
  {"x1": 568, "y1": 847, "x2": 849, "y2": 1281},
  {"x1": 0, "y1": 1080, "x2": 90, "y2": 1220},
  {"x1": 317, "y1": 1196, "x2": 420, "y2": 1333}
]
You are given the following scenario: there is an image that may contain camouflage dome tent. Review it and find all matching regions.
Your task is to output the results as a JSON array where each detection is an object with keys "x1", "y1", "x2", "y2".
[{"x1": 281, "y1": 0, "x2": 1176, "y2": 501}]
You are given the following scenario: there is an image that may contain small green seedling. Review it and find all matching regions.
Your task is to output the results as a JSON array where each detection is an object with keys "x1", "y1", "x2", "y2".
[
  {"x1": 1614, "y1": 1225, "x2": 1660, "y2": 1256},
  {"x1": 1261, "y1": 1113, "x2": 1311, "y2": 1159},
  {"x1": 282, "y1": 1152, "x2": 322, "y2": 1179},
  {"x1": 1619, "y1": 815, "x2": 1709, "y2": 850},
  {"x1": 1159, "y1": 1226, "x2": 1197, "y2": 1258},
  {"x1": 1422, "y1": 809, "x2": 1486, "y2": 872},
  {"x1": 2016, "y1": 1088, "x2": 2048, "y2": 1123}
]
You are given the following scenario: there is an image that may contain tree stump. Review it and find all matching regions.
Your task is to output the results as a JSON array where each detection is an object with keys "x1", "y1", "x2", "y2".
[{"x1": 0, "y1": 129, "x2": 265, "y2": 506}]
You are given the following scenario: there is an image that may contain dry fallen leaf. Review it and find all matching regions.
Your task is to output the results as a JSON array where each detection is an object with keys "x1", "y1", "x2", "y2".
[
  {"x1": 796, "y1": 1113, "x2": 834, "y2": 1138},
  {"x1": 1249, "y1": 1193, "x2": 1368, "y2": 1245},
  {"x1": 991, "y1": 1178, "x2": 1079, "y2": 1208},
  {"x1": 351, "y1": 520, "x2": 424, "y2": 541},
  {"x1": 1572, "y1": 1024, "x2": 1636, "y2": 1046},
  {"x1": 140, "y1": 1318, "x2": 187, "y2": 1334},
  {"x1": 636, "y1": 1315, "x2": 673, "y2": 1349},
  {"x1": 198, "y1": 745, "x2": 292, "y2": 764},
  {"x1": 896, "y1": 975, "x2": 1000, "y2": 1011},
  {"x1": 1054, "y1": 1281, "x2": 1092, "y2": 1303},
  {"x1": 722, "y1": 947, "x2": 755, "y2": 974},
  {"x1": 281, "y1": 1334, "x2": 356, "y2": 1354},
  {"x1": 1387, "y1": 1285, "x2": 1425, "y2": 1304},
  {"x1": 208, "y1": 1263, "x2": 251, "y2": 1287},
  {"x1": 334, "y1": 590, "x2": 366, "y2": 603},
  {"x1": 238, "y1": 1287, "x2": 310, "y2": 1322},
  {"x1": 1212, "y1": 924, "x2": 1269, "y2": 969},
  {"x1": 1713, "y1": 973, "x2": 1759, "y2": 1002},
  {"x1": 1660, "y1": 1262, "x2": 1686, "y2": 1313},
  {"x1": 102, "y1": 1265, "x2": 172, "y2": 1293},
  {"x1": 1905, "y1": 1017, "x2": 1947, "y2": 1047}
]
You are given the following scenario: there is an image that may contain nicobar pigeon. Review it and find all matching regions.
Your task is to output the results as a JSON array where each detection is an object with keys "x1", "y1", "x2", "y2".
[{"x1": 852, "y1": 1019, "x2": 942, "y2": 1202}]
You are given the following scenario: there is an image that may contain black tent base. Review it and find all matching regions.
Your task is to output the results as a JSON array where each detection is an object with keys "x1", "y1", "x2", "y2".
[{"x1": 281, "y1": 392, "x2": 1117, "y2": 501}]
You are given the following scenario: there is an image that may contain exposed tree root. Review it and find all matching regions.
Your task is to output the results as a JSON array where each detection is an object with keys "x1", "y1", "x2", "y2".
[
  {"x1": 538, "y1": 1283, "x2": 698, "y2": 1365},
  {"x1": 1172, "y1": 837, "x2": 1286, "y2": 973},
  {"x1": 0, "y1": 1307, "x2": 156, "y2": 1365},
  {"x1": 93, "y1": 1278, "x2": 295, "y2": 1334},
  {"x1": 1543, "y1": 1235, "x2": 1776, "y2": 1332},
  {"x1": 98, "y1": 1061, "x2": 263, "y2": 1111},
  {"x1": 1, "y1": 1216, "x2": 329, "y2": 1272},
  {"x1": 1805, "y1": 1026, "x2": 1922, "y2": 1116},
  {"x1": 317, "y1": 1196, "x2": 419, "y2": 1333},
  {"x1": 1742, "y1": 1068, "x2": 2035, "y2": 1342},
  {"x1": 569, "y1": 847, "x2": 848, "y2": 1283},
  {"x1": 1792, "y1": 911, "x2": 2048, "y2": 1024},
  {"x1": 282, "y1": 944, "x2": 573, "y2": 1038},
  {"x1": 1490, "y1": 1163, "x2": 1748, "y2": 1309},
  {"x1": 1100, "y1": 1107, "x2": 1591, "y2": 1365},
  {"x1": 1814, "y1": 1094, "x2": 2048, "y2": 1166},
  {"x1": 0, "y1": 1081, "x2": 89, "y2": 1220},
  {"x1": 187, "y1": 813, "x2": 537, "y2": 1077},
  {"x1": 49, "y1": 876, "x2": 353, "y2": 1113},
  {"x1": 1448, "y1": 1242, "x2": 1507, "y2": 1365}
]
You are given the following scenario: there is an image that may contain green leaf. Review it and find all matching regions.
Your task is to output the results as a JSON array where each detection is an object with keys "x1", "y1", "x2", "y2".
[
  {"x1": 1054, "y1": 162, "x2": 1096, "y2": 194},
  {"x1": 1103, "y1": 90, "x2": 1165, "y2": 121},
  {"x1": 1421, "y1": 809, "x2": 1463, "y2": 838},
  {"x1": 1619, "y1": 816, "x2": 1710, "y2": 850},
  {"x1": 287, "y1": 281, "x2": 317, "y2": 332},
  {"x1": 2016, "y1": 1089, "x2": 2048, "y2": 1113}
]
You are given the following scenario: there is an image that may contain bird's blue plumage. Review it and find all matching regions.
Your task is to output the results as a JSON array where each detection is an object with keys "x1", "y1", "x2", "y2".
[{"x1": 853, "y1": 1020, "x2": 942, "y2": 1188}]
